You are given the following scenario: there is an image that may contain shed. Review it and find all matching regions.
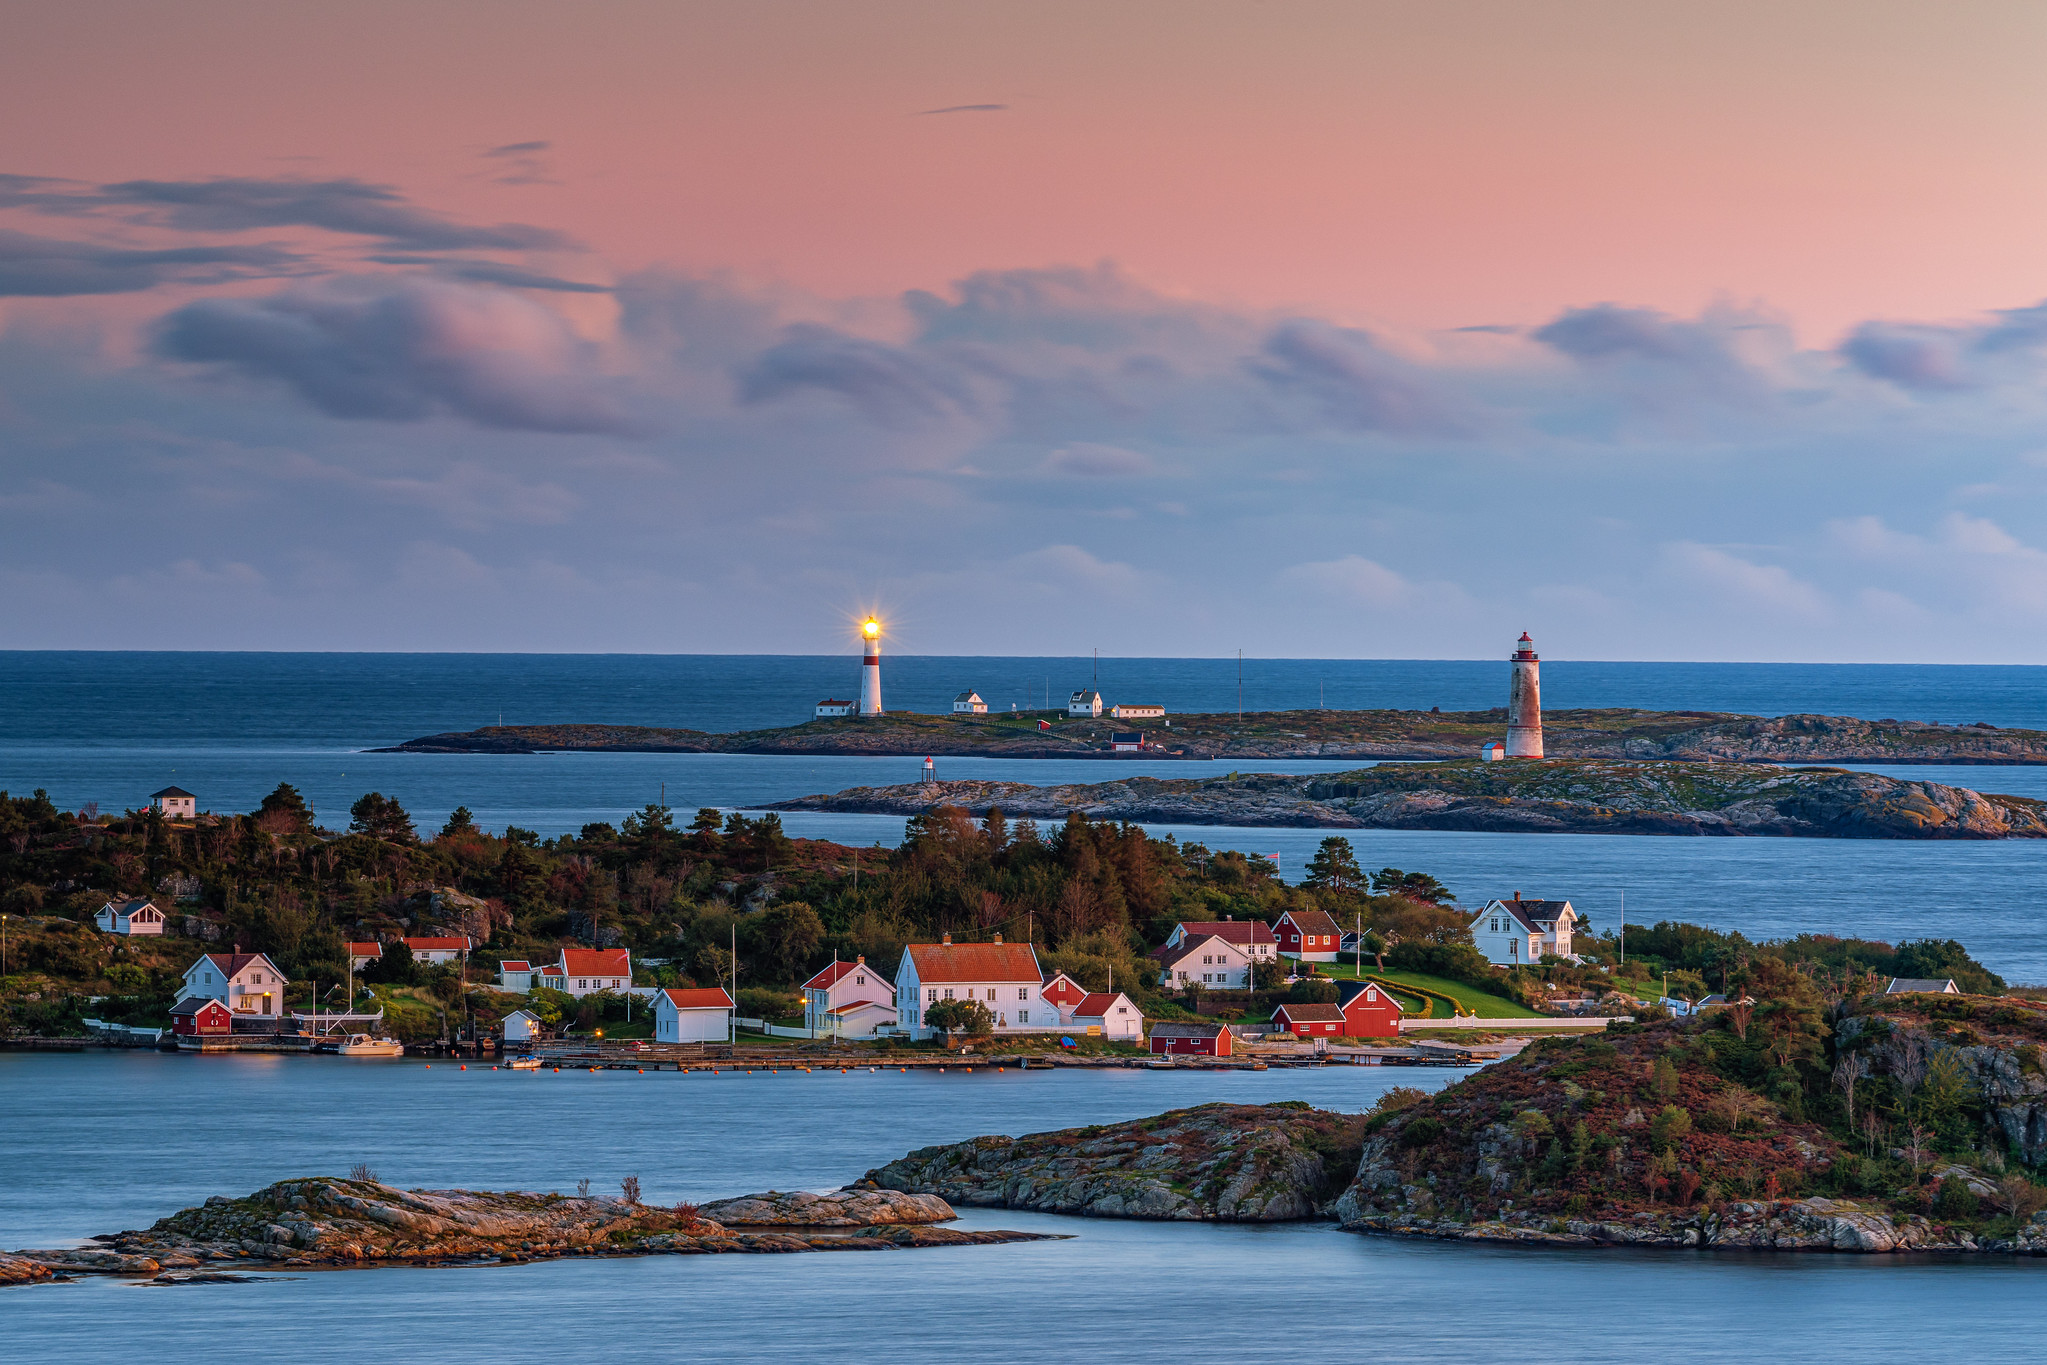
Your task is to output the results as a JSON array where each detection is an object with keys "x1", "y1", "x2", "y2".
[
  {"x1": 501, "y1": 1008, "x2": 543, "y2": 1043},
  {"x1": 150, "y1": 786, "x2": 198, "y2": 819},
  {"x1": 1148, "y1": 1020, "x2": 1232, "y2": 1057},
  {"x1": 1885, "y1": 977, "x2": 1961, "y2": 996}
]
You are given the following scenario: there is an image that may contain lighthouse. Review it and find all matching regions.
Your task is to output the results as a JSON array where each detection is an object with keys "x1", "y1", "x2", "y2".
[
  {"x1": 1505, "y1": 631, "x2": 1543, "y2": 758},
  {"x1": 859, "y1": 617, "x2": 883, "y2": 716}
]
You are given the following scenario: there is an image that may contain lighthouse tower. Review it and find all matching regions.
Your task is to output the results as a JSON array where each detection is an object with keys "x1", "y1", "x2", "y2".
[
  {"x1": 858, "y1": 618, "x2": 883, "y2": 716},
  {"x1": 1505, "y1": 631, "x2": 1543, "y2": 758}
]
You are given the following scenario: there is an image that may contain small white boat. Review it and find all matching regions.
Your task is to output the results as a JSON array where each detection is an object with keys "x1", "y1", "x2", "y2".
[
  {"x1": 338, "y1": 1033, "x2": 404, "y2": 1057},
  {"x1": 506, "y1": 1055, "x2": 542, "y2": 1070}
]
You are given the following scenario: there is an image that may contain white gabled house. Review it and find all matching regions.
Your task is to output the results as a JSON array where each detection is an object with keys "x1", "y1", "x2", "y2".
[
  {"x1": 802, "y1": 955, "x2": 898, "y2": 1038},
  {"x1": 952, "y1": 691, "x2": 988, "y2": 714},
  {"x1": 346, "y1": 941, "x2": 383, "y2": 971},
  {"x1": 501, "y1": 1008, "x2": 543, "y2": 1043},
  {"x1": 401, "y1": 936, "x2": 472, "y2": 965},
  {"x1": 1470, "y1": 895, "x2": 1578, "y2": 966},
  {"x1": 496, "y1": 959, "x2": 535, "y2": 992},
  {"x1": 181, "y1": 951, "x2": 288, "y2": 1019},
  {"x1": 1067, "y1": 690, "x2": 1103, "y2": 718},
  {"x1": 1153, "y1": 934, "x2": 1253, "y2": 990},
  {"x1": 537, "y1": 948, "x2": 633, "y2": 997},
  {"x1": 816, "y1": 698, "x2": 855, "y2": 718},
  {"x1": 895, "y1": 933, "x2": 1048, "y2": 1039},
  {"x1": 1071, "y1": 990, "x2": 1144, "y2": 1041},
  {"x1": 95, "y1": 898, "x2": 165, "y2": 936},
  {"x1": 1163, "y1": 919, "x2": 1277, "y2": 960},
  {"x1": 150, "y1": 786, "x2": 198, "y2": 819},
  {"x1": 652, "y1": 987, "x2": 734, "y2": 1043}
]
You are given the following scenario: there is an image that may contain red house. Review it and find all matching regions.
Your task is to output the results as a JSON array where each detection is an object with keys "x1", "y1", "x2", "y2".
[
  {"x1": 1148, "y1": 1021, "x2": 1233, "y2": 1057},
  {"x1": 1337, "y1": 980, "x2": 1403, "y2": 1037},
  {"x1": 1274, "y1": 909, "x2": 1343, "y2": 962},
  {"x1": 170, "y1": 996, "x2": 233, "y2": 1036},
  {"x1": 1269, "y1": 1001, "x2": 1346, "y2": 1037},
  {"x1": 1040, "y1": 969, "x2": 1089, "y2": 1015}
]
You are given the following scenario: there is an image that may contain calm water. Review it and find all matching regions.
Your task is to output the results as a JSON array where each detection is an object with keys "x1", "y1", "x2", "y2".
[{"x1": 6, "y1": 1054, "x2": 2045, "y2": 1362}]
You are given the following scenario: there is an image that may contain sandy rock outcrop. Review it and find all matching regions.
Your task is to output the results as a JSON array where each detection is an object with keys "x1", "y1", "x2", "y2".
[
  {"x1": 698, "y1": 1188, "x2": 954, "y2": 1226},
  {"x1": 11, "y1": 1177, "x2": 1045, "y2": 1278},
  {"x1": 864, "y1": 1103, "x2": 1365, "y2": 1222}
]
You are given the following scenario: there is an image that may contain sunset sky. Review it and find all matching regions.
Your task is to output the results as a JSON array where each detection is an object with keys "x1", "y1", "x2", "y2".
[{"x1": 8, "y1": 0, "x2": 2047, "y2": 660}]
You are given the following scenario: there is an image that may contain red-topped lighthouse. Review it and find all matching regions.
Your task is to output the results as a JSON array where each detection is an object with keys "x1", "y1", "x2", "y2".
[{"x1": 1505, "y1": 631, "x2": 1543, "y2": 758}]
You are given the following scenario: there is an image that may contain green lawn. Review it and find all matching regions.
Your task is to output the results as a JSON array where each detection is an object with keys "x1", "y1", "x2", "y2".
[{"x1": 1312, "y1": 962, "x2": 1542, "y2": 1018}]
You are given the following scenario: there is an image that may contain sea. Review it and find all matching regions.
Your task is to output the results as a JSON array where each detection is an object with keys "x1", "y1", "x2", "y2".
[{"x1": 6, "y1": 652, "x2": 2047, "y2": 1354}]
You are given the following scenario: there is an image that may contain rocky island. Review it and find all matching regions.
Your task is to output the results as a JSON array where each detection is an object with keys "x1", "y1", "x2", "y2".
[
  {"x1": 374, "y1": 707, "x2": 2047, "y2": 764},
  {"x1": 5, "y1": 1179, "x2": 1048, "y2": 1282},
  {"x1": 771, "y1": 757, "x2": 2047, "y2": 839}
]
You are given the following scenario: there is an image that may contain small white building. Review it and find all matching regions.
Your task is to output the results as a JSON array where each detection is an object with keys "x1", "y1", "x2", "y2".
[
  {"x1": 501, "y1": 1008, "x2": 543, "y2": 1043},
  {"x1": 816, "y1": 698, "x2": 855, "y2": 718},
  {"x1": 150, "y1": 786, "x2": 198, "y2": 819},
  {"x1": 401, "y1": 936, "x2": 472, "y2": 966},
  {"x1": 653, "y1": 986, "x2": 734, "y2": 1043},
  {"x1": 181, "y1": 951, "x2": 288, "y2": 1019},
  {"x1": 496, "y1": 959, "x2": 535, "y2": 992},
  {"x1": 1067, "y1": 690, "x2": 1103, "y2": 718},
  {"x1": 1886, "y1": 977, "x2": 1962, "y2": 996},
  {"x1": 1071, "y1": 990, "x2": 1144, "y2": 1041},
  {"x1": 802, "y1": 956, "x2": 898, "y2": 1038},
  {"x1": 346, "y1": 941, "x2": 383, "y2": 971},
  {"x1": 1162, "y1": 919, "x2": 1277, "y2": 961},
  {"x1": 1154, "y1": 934, "x2": 1254, "y2": 990},
  {"x1": 1111, "y1": 703, "x2": 1165, "y2": 720},
  {"x1": 95, "y1": 898, "x2": 165, "y2": 936},
  {"x1": 1480, "y1": 740, "x2": 1505, "y2": 761},
  {"x1": 895, "y1": 933, "x2": 1048, "y2": 1039},
  {"x1": 1470, "y1": 895, "x2": 1577, "y2": 966},
  {"x1": 538, "y1": 948, "x2": 633, "y2": 997},
  {"x1": 952, "y1": 691, "x2": 988, "y2": 714}
]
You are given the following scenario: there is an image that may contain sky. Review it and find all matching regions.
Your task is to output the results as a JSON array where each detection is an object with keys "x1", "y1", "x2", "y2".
[{"x1": 7, "y1": 0, "x2": 2047, "y2": 661}]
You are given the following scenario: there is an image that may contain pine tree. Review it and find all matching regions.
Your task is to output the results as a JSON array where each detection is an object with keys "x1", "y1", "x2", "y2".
[{"x1": 1303, "y1": 836, "x2": 1364, "y2": 891}]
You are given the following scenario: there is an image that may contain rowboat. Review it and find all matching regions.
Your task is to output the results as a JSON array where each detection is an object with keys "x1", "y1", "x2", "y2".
[
  {"x1": 338, "y1": 1033, "x2": 404, "y2": 1057},
  {"x1": 506, "y1": 1055, "x2": 542, "y2": 1070}
]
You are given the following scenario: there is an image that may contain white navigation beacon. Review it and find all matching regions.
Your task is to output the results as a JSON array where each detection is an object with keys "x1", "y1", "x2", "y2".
[{"x1": 859, "y1": 617, "x2": 883, "y2": 716}]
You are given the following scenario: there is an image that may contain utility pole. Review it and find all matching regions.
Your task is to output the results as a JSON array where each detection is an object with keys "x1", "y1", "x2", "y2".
[
  {"x1": 1618, "y1": 889, "x2": 1625, "y2": 968},
  {"x1": 1237, "y1": 650, "x2": 1243, "y2": 721},
  {"x1": 730, "y1": 922, "x2": 737, "y2": 1046}
]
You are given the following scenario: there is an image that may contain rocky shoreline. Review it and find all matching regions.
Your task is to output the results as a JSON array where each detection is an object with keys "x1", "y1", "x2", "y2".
[
  {"x1": 1337, "y1": 1198, "x2": 2047, "y2": 1252},
  {"x1": 373, "y1": 708, "x2": 2047, "y2": 764},
  {"x1": 7, "y1": 1178, "x2": 1050, "y2": 1281},
  {"x1": 771, "y1": 759, "x2": 2047, "y2": 839}
]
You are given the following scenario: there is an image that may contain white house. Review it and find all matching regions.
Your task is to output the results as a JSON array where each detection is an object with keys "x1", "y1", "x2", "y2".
[
  {"x1": 816, "y1": 698, "x2": 855, "y2": 718},
  {"x1": 1155, "y1": 934, "x2": 1253, "y2": 990},
  {"x1": 1470, "y1": 895, "x2": 1578, "y2": 966},
  {"x1": 802, "y1": 955, "x2": 898, "y2": 1038},
  {"x1": 1163, "y1": 919, "x2": 1277, "y2": 961},
  {"x1": 181, "y1": 951, "x2": 288, "y2": 1019},
  {"x1": 401, "y1": 936, "x2": 472, "y2": 966},
  {"x1": 346, "y1": 941, "x2": 383, "y2": 971},
  {"x1": 1072, "y1": 990, "x2": 1144, "y2": 1041},
  {"x1": 95, "y1": 898, "x2": 165, "y2": 936},
  {"x1": 501, "y1": 1008, "x2": 543, "y2": 1043},
  {"x1": 150, "y1": 786, "x2": 198, "y2": 819},
  {"x1": 1111, "y1": 703, "x2": 1165, "y2": 720},
  {"x1": 952, "y1": 691, "x2": 988, "y2": 714},
  {"x1": 895, "y1": 933, "x2": 1048, "y2": 1039},
  {"x1": 1067, "y1": 689, "x2": 1103, "y2": 718},
  {"x1": 537, "y1": 948, "x2": 633, "y2": 997},
  {"x1": 652, "y1": 986, "x2": 734, "y2": 1043},
  {"x1": 496, "y1": 959, "x2": 535, "y2": 991}
]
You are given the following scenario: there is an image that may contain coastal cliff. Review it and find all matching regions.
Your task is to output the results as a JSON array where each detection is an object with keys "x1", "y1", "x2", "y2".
[
  {"x1": 863, "y1": 1102, "x2": 1366, "y2": 1221},
  {"x1": 374, "y1": 707, "x2": 2047, "y2": 764},
  {"x1": 771, "y1": 758, "x2": 2047, "y2": 839},
  {"x1": 11, "y1": 1179, "x2": 1043, "y2": 1278}
]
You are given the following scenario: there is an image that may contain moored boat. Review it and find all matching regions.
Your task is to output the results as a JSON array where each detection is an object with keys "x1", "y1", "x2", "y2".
[
  {"x1": 338, "y1": 1033, "x2": 404, "y2": 1057},
  {"x1": 506, "y1": 1055, "x2": 541, "y2": 1070}
]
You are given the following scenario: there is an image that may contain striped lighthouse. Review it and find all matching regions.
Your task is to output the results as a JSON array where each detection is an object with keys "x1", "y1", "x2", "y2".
[
  {"x1": 1505, "y1": 631, "x2": 1543, "y2": 758},
  {"x1": 858, "y1": 618, "x2": 883, "y2": 716}
]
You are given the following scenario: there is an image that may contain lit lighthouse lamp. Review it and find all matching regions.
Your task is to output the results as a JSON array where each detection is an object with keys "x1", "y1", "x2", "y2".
[{"x1": 859, "y1": 617, "x2": 883, "y2": 716}]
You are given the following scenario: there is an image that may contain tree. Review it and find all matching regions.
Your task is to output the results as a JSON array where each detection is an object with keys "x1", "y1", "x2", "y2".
[
  {"x1": 348, "y1": 792, "x2": 416, "y2": 843},
  {"x1": 760, "y1": 901, "x2": 824, "y2": 980},
  {"x1": 1289, "y1": 976, "x2": 1338, "y2": 1004},
  {"x1": 925, "y1": 998, "x2": 993, "y2": 1038},
  {"x1": 257, "y1": 783, "x2": 314, "y2": 834},
  {"x1": 1252, "y1": 957, "x2": 1289, "y2": 991},
  {"x1": 1361, "y1": 930, "x2": 1387, "y2": 971},
  {"x1": 1370, "y1": 867, "x2": 1452, "y2": 904},
  {"x1": 1304, "y1": 837, "x2": 1365, "y2": 892},
  {"x1": 439, "y1": 806, "x2": 476, "y2": 839},
  {"x1": 1648, "y1": 1104, "x2": 1692, "y2": 1154},
  {"x1": 364, "y1": 939, "x2": 418, "y2": 985}
]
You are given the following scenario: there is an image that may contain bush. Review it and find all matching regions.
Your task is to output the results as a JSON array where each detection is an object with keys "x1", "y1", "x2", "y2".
[
  {"x1": 1385, "y1": 940, "x2": 1494, "y2": 986},
  {"x1": 1648, "y1": 1105, "x2": 1692, "y2": 1154},
  {"x1": 925, "y1": 998, "x2": 994, "y2": 1037},
  {"x1": 1397, "y1": 1117, "x2": 1443, "y2": 1149},
  {"x1": 1935, "y1": 1175, "x2": 1980, "y2": 1220},
  {"x1": 1371, "y1": 1086, "x2": 1431, "y2": 1116},
  {"x1": 1289, "y1": 977, "x2": 1338, "y2": 1004},
  {"x1": 736, "y1": 986, "x2": 800, "y2": 1021},
  {"x1": 1513, "y1": 1110, "x2": 1554, "y2": 1144}
]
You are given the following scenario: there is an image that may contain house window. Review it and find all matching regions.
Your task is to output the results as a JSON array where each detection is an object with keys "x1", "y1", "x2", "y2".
[
  {"x1": 1018, "y1": 988, "x2": 1029, "y2": 1000},
  {"x1": 1019, "y1": 1010, "x2": 1028, "y2": 1023},
  {"x1": 986, "y1": 988, "x2": 997, "y2": 1001},
  {"x1": 928, "y1": 987, "x2": 939, "y2": 1002},
  {"x1": 856, "y1": 975, "x2": 866, "y2": 985},
  {"x1": 944, "y1": 988, "x2": 954, "y2": 999}
]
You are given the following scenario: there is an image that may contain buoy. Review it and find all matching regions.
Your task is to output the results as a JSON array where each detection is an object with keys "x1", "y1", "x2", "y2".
[
  {"x1": 492, "y1": 1066, "x2": 498, "y2": 1071},
  {"x1": 553, "y1": 1067, "x2": 560, "y2": 1073},
  {"x1": 460, "y1": 1065, "x2": 466, "y2": 1071},
  {"x1": 637, "y1": 1068, "x2": 644, "y2": 1074}
]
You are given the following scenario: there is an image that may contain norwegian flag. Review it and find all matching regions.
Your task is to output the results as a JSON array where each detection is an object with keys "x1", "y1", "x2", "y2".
[{"x1": 1261, "y1": 852, "x2": 1281, "y2": 866}]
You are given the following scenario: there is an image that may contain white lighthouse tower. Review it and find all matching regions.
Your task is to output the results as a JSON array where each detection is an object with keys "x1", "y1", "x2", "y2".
[
  {"x1": 1505, "y1": 631, "x2": 1543, "y2": 758},
  {"x1": 858, "y1": 617, "x2": 883, "y2": 716}
]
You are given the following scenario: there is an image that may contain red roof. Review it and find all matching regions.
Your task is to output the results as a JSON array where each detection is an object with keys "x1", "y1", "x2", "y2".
[
  {"x1": 1156, "y1": 934, "x2": 1247, "y2": 970},
  {"x1": 1274, "y1": 1002, "x2": 1346, "y2": 1023},
  {"x1": 345, "y1": 941, "x2": 382, "y2": 957},
  {"x1": 659, "y1": 987, "x2": 734, "y2": 1010},
  {"x1": 553, "y1": 949, "x2": 631, "y2": 977},
  {"x1": 1176, "y1": 921, "x2": 1276, "y2": 947},
  {"x1": 906, "y1": 940, "x2": 1041, "y2": 984},
  {"x1": 804, "y1": 959, "x2": 892, "y2": 992},
  {"x1": 403, "y1": 937, "x2": 472, "y2": 952},
  {"x1": 1074, "y1": 992, "x2": 1139, "y2": 1018},
  {"x1": 498, "y1": 960, "x2": 531, "y2": 972},
  {"x1": 1279, "y1": 909, "x2": 1343, "y2": 938}
]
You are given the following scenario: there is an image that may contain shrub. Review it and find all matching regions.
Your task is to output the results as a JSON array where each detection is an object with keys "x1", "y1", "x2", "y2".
[
  {"x1": 349, "y1": 1163, "x2": 379, "y2": 1183},
  {"x1": 925, "y1": 998, "x2": 994, "y2": 1037},
  {"x1": 1289, "y1": 977, "x2": 1338, "y2": 1004},
  {"x1": 1513, "y1": 1110, "x2": 1554, "y2": 1144},
  {"x1": 1398, "y1": 1117, "x2": 1443, "y2": 1149},
  {"x1": 620, "y1": 1175, "x2": 641, "y2": 1204},
  {"x1": 1648, "y1": 1105, "x2": 1692, "y2": 1154},
  {"x1": 1385, "y1": 940, "x2": 1494, "y2": 986},
  {"x1": 1935, "y1": 1175, "x2": 1980, "y2": 1220},
  {"x1": 1371, "y1": 1086, "x2": 1430, "y2": 1116},
  {"x1": 1650, "y1": 1055, "x2": 1680, "y2": 1099}
]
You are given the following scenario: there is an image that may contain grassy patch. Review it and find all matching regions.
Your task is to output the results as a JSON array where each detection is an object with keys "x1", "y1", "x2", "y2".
[{"x1": 1315, "y1": 963, "x2": 1540, "y2": 1018}]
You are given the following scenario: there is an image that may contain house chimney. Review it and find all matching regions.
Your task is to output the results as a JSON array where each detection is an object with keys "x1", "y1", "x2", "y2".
[
  {"x1": 941, "y1": 932, "x2": 951, "y2": 945},
  {"x1": 993, "y1": 932, "x2": 1002, "y2": 944},
  {"x1": 855, "y1": 955, "x2": 864, "y2": 965}
]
